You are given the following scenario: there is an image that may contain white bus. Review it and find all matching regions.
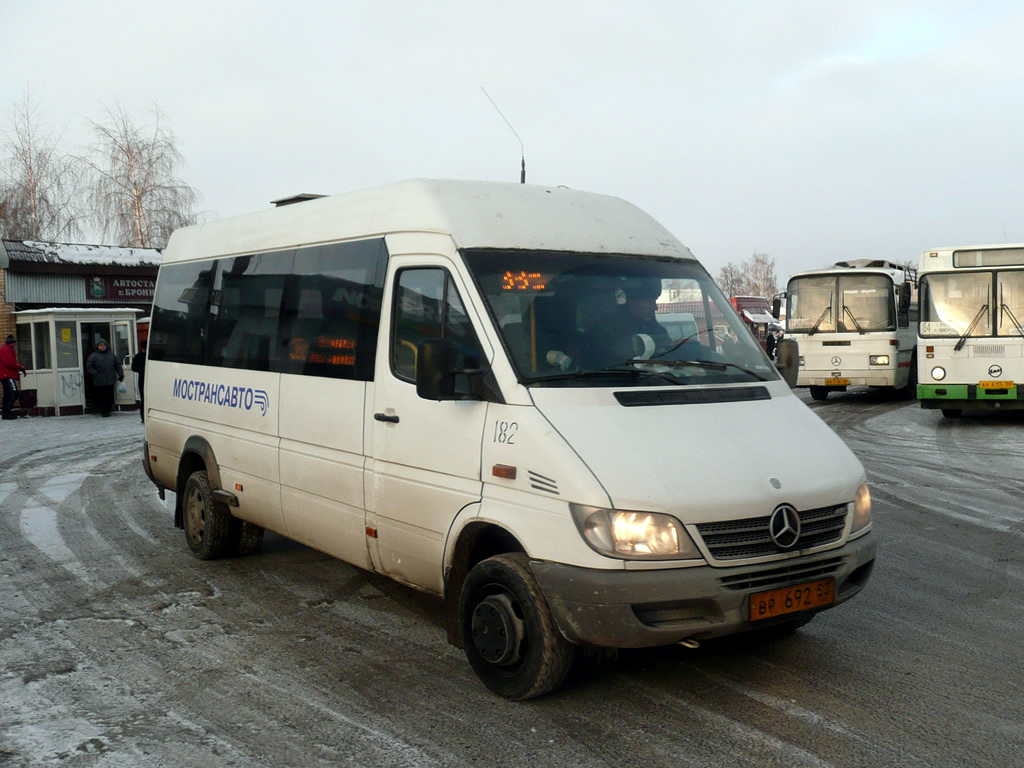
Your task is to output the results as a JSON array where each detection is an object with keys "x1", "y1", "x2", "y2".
[
  {"x1": 785, "y1": 259, "x2": 917, "y2": 400},
  {"x1": 917, "y1": 244, "x2": 1024, "y2": 418},
  {"x1": 142, "y1": 180, "x2": 875, "y2": 699}
]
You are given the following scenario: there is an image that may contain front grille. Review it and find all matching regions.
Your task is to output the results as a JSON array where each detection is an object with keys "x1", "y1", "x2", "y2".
[
  {"x1": 719, "y1": 557, "x2": 845, "y2": 591},
  {"x1": 696, "y1": 504, "x2": 847, "y2": 560}
]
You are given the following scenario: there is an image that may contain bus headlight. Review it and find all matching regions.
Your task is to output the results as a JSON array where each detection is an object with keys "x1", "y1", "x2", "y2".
[
  {"x1": 570, "y1": 504, "x2": 702, "y2": 560},
  {"x1": 869, "y1": 355, "x2": 890, "y2": 366},
  {"x1": 851, "y1": 483, "x2": 872, "y2": 533},
  {"x1": 798, "y1": 356, "x2": 805, "y2": 367},
  {"x1": 931, "y1": 366, "x2": 946, "y2": 381}
]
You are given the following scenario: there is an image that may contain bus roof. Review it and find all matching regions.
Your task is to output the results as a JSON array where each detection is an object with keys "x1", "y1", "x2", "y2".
[{"x1": 162, "y1": 179, "x2": 696, "y2": 264}]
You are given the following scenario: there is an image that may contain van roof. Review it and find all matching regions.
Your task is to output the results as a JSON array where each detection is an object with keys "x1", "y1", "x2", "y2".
[{"x1": 162, "y1": 179, "x2": 696, "y2": 263}]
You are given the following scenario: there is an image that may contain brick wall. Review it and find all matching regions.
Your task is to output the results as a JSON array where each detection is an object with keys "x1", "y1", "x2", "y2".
[{"x1": 0, "y1": 270, "x2": 15, "y2": 340}]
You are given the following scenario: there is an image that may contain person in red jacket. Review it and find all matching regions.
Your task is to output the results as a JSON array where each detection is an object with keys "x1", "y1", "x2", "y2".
[{"x1": 1, "y1": 334, "x2": 27, "y2": 420}]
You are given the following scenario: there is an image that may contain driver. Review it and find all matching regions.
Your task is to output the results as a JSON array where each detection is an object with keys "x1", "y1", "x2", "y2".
[{"x1": 583, "y1": 277, "x2": 670, "y2": 367}]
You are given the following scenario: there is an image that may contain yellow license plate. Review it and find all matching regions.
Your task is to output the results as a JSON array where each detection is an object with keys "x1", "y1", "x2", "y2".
[
  {"x1": 824, "y1": 378, "x2": 849, "y2": 386},
  {"x1": 749, "y1": 578, "x2": 835, "y2": 621},
  {"x1": 979, "y1": 380, "x2": 1014, "y2": 389}
]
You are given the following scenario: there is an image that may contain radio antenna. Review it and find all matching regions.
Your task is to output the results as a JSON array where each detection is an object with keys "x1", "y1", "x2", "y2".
[{"x1": 481, "y1": 87, "x2": 526, "y2": 183}]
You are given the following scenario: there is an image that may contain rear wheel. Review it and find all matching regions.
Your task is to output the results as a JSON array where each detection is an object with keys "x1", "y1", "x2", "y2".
[
  {"x1": 234, "y1": 522, "x2": 265, "y2": 556},
  {"x1": 459, "y1": 553, "x2": 573, "y2": 700},
  {"x1": 182, "y1": 470, "x2": 235, "y2": 560},
  {"x1": 941, "y1": 408, "x2": 963, "y2": 419},
  {"x1": 809, "y1": 386, "x2": 829, "y2": 401}
]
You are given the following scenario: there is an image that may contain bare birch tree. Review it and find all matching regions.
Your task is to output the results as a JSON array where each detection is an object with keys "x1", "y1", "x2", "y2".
[
  {"x1": 717, "y1": 253, "x2": 778, "y2": 297},
  {"x1": 0, "y1": 90, "x2": 84, "y2": 241},
  {"x1": 83, "y1": 104, "x2": 199, "y2": 248}
]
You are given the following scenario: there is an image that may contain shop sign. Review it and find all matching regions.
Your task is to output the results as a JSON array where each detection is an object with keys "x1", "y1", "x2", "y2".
[{"x1": 87, "y1": 276, "x2": 155, "y2": 301}]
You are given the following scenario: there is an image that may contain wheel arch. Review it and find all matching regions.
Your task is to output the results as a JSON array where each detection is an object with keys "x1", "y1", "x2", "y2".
[
  {"x1": 443, "y1": 520, "x2": 526, "y2": 648},
  {"x1": 174, "y1": 436, "x2": 223, "y2": 529}
]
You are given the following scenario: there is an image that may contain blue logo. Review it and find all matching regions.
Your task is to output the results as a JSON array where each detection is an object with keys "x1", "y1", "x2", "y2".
[{"x1": 171, "y1": 378, "x2": 270, "y2": 417}]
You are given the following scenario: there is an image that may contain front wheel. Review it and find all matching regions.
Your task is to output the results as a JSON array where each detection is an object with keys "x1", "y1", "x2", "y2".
[
  {"x1": 183, "y1": 470, "x2": 236, "y2": 560},
  {"x1": 459, "y1": 553, "x2": 574, "y2": 700},
  {"x1": 809, "y1": 386, "x2": 829, "y2": 401}
]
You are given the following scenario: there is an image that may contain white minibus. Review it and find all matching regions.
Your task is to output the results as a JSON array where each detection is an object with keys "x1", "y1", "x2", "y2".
[{"x1": 142, "y1": 180, "x2": 875, "y2": 699}]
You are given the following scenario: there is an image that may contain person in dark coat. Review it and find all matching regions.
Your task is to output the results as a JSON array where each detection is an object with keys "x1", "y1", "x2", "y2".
[
  {"x1": 1, "y1": 334, "x2": 26, "y2": 420},
  {"x1": 131, "y1": 340, "x2": 147, "y2": 423},
  {"x1": 86, "y1": 338, "x2": 124, "y2": 417}
]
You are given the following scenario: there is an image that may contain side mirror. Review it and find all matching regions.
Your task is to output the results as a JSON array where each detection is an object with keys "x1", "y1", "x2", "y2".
[
  {"x1": 898, "y1": 282, "x2": 911, "y2": 313},
  {"x1": 416, "y1": 338, "x2": 458, "y2": 401},
  {"x1": 775, "y1": 338, "x2": 799, "y2": 389},
  {"x1": 772, "y1": 297, "x2": 782, "y2": 319}
]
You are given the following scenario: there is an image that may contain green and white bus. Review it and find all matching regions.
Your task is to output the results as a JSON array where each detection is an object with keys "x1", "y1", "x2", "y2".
[{"x1": 917, "y1": 244, "x2": 1024, "y2": 418}]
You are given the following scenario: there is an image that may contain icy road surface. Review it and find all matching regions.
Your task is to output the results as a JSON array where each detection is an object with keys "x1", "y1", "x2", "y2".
[{"x1": 1, "y1": 393, "x2": 1022, "y2": 767}]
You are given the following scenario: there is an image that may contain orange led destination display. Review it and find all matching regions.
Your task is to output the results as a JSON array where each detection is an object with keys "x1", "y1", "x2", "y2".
[{"x1": 502, "y1": 270, "x2": 547, "y2": 291}]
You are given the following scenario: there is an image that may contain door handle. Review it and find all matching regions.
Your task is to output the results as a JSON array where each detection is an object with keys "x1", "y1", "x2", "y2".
[{"x1": 374, "y1": 412, "x2": 400, "y2": 424}]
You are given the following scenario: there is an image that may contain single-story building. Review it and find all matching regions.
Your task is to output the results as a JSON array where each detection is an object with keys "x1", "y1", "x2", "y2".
[{"x1": 0, "y1": 239, "x2": 161, "y2": 416}]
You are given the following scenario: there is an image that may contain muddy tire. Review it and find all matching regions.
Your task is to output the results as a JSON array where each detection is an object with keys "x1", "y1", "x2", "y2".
[
  {"x1": 810, "y1": 386, "x2": 829, "y2": 401},
  {"x1": 459, "y1": 553, "x2": 573, "y2": 700},
  {"x1": 182, "y1": 470, "x2": 236, "y2": 560}
]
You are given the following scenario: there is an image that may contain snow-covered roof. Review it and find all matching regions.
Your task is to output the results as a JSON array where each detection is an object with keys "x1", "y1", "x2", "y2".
[{"x1": 2, "y1": 239, "x2": 162, "y2": 268}]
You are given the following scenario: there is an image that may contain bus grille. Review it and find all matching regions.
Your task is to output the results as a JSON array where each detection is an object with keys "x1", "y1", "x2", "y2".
[{"x1": 695, "y1": 505, "x2": 847, "y2": 560}]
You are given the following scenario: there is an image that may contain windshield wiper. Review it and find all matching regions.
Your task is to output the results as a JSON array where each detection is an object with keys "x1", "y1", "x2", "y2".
[
  {"x1": 808, "y1": 305, "x2": 831, "y2": 336},
  {"x1": 644, "y1": 358, "x2": 770, "y2": 382},
  {"x1": 1001, "y1": 303, "x2": 1024, "y2": 337},
  {"x1": 954, "y1": 303, "x2": 989, "y2": 351},
  {"x1": 843, "y1": 305, "x2": 866, "y2": 335}
]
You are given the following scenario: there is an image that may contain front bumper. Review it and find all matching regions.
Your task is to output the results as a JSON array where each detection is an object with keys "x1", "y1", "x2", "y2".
[{"x1": 532, "y1": 531, "x2": 876, "y2": 648}]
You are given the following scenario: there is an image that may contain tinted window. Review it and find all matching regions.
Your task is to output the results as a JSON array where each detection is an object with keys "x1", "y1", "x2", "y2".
[
  {"x1": 149, "y1": 239, "x2": 388, "y2": 379},
  {"x1": 149, "y1": 260, "x2": 215, "y2": 365},
  {"x1": 207, "y1": 251, "x2": 293, "y2": 371},
  {"x1": 283, "y1": 239, "x2": 387, "y2": 381}
]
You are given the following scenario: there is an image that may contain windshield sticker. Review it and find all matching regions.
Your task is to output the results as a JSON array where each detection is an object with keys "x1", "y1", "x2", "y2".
[{"x1": 171, "y1": 378, "x2": 270, "y2": 416}]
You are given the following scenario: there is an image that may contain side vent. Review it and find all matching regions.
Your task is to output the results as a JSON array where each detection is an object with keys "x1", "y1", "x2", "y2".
[{"x1": 528, "y1": 471, "x2": 559, "y2": 495}]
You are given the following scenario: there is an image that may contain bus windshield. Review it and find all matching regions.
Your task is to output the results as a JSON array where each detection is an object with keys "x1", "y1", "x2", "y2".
[
  {"x1": 787, "y1": 273, "x2": 895, "y2": 334},
  {"x1": 461, "y1": 249, "x2": 778, "y2": 387},
  {"x1": 920, "y1": 270, "x2": 1024, "y2": 338}
]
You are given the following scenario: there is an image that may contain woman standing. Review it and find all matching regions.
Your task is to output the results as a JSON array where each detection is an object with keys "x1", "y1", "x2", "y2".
[{"x1": 86, "y1": 338, "x2": 124, "y2": 417}]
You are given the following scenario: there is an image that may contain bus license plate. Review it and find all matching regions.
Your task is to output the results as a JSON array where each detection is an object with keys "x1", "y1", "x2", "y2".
[
  {"x1": 824, "y1": 378, "x2": 848, "y2": 386},
  {"x1": 979, "y1": 380, "x2": 1014, "y2": 389},
  {"x1": 749, "y1": 578, "x2": 835, "y2": 621}
]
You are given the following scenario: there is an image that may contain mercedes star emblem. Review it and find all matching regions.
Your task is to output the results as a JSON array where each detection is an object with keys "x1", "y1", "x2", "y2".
[{"x1": 769, "y1": 505, "x2": 801, "y2": 549}]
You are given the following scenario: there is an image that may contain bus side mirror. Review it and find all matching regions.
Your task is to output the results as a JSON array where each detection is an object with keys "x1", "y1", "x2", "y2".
[
  {"x1": 772, "y1": 297, "x2": 782, "y2": 319},
  {"x1": 416, "y1": 339, "x2": 485, "y2": 401},
  {"x1": 776, "y1": 338, "x2": 799, "y2": 388},
  {"x1": 417, "y1": 338, "x2": 458, "y2": 400},
  {"x1": 898, "y1": 282, "x2": 911, "y2": 313}
]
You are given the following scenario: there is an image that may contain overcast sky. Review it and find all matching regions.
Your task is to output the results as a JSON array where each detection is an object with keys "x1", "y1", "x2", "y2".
[{"x1": 3, "y1": 0, "x2": 1023, "y2": 282}]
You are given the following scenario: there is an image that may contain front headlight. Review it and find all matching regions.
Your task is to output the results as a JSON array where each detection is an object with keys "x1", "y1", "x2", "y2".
[
  {"x1": 931, "y1": 366, "x2": 946, "y2": 381},
  {"x1": 869, "y1": 355, "x2": 890, "y2": 366},
  {"x1": 851, "y1": 483, "x2": 872, "y2": 533},
  {"x1": 570, "y1": 504, "x2": 702, "y2": 560}
]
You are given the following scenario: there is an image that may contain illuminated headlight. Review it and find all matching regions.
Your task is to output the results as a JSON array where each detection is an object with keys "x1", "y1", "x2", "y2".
[
  {"x1": 931, "y1": 366, "x2": 946, "y2": 381},
  {"x1": 850, "y1": 483, "x2": 872, "y2": 533},
  {"x1": 869, "y1": 355, "x2": 890, "y2": 366},
  {"x1": 570, "y1": 504, "x2": 702, "y2": 560},
  {"x1": 798, "y1": 356, "x2": 805, "y2": 367}
]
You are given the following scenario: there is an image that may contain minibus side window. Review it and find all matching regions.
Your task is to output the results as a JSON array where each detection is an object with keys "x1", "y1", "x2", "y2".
[
  {"x1": 150, "y1": 260, "x2": 215, "y2": 365},
  {"x1": 282, "y1": 239, "x2": 387, "y2": 381},
  {"x1": 206, "y1": 250, "x2": 293, "y2": 372},
  {"x1": 391, "y1": 268, "x2": 483, "y2": 392}
]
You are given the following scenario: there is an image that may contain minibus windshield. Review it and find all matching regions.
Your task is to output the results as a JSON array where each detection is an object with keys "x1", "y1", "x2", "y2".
[{"x1": 462, "y1": 249, "x2": 778, "y2": 386}]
